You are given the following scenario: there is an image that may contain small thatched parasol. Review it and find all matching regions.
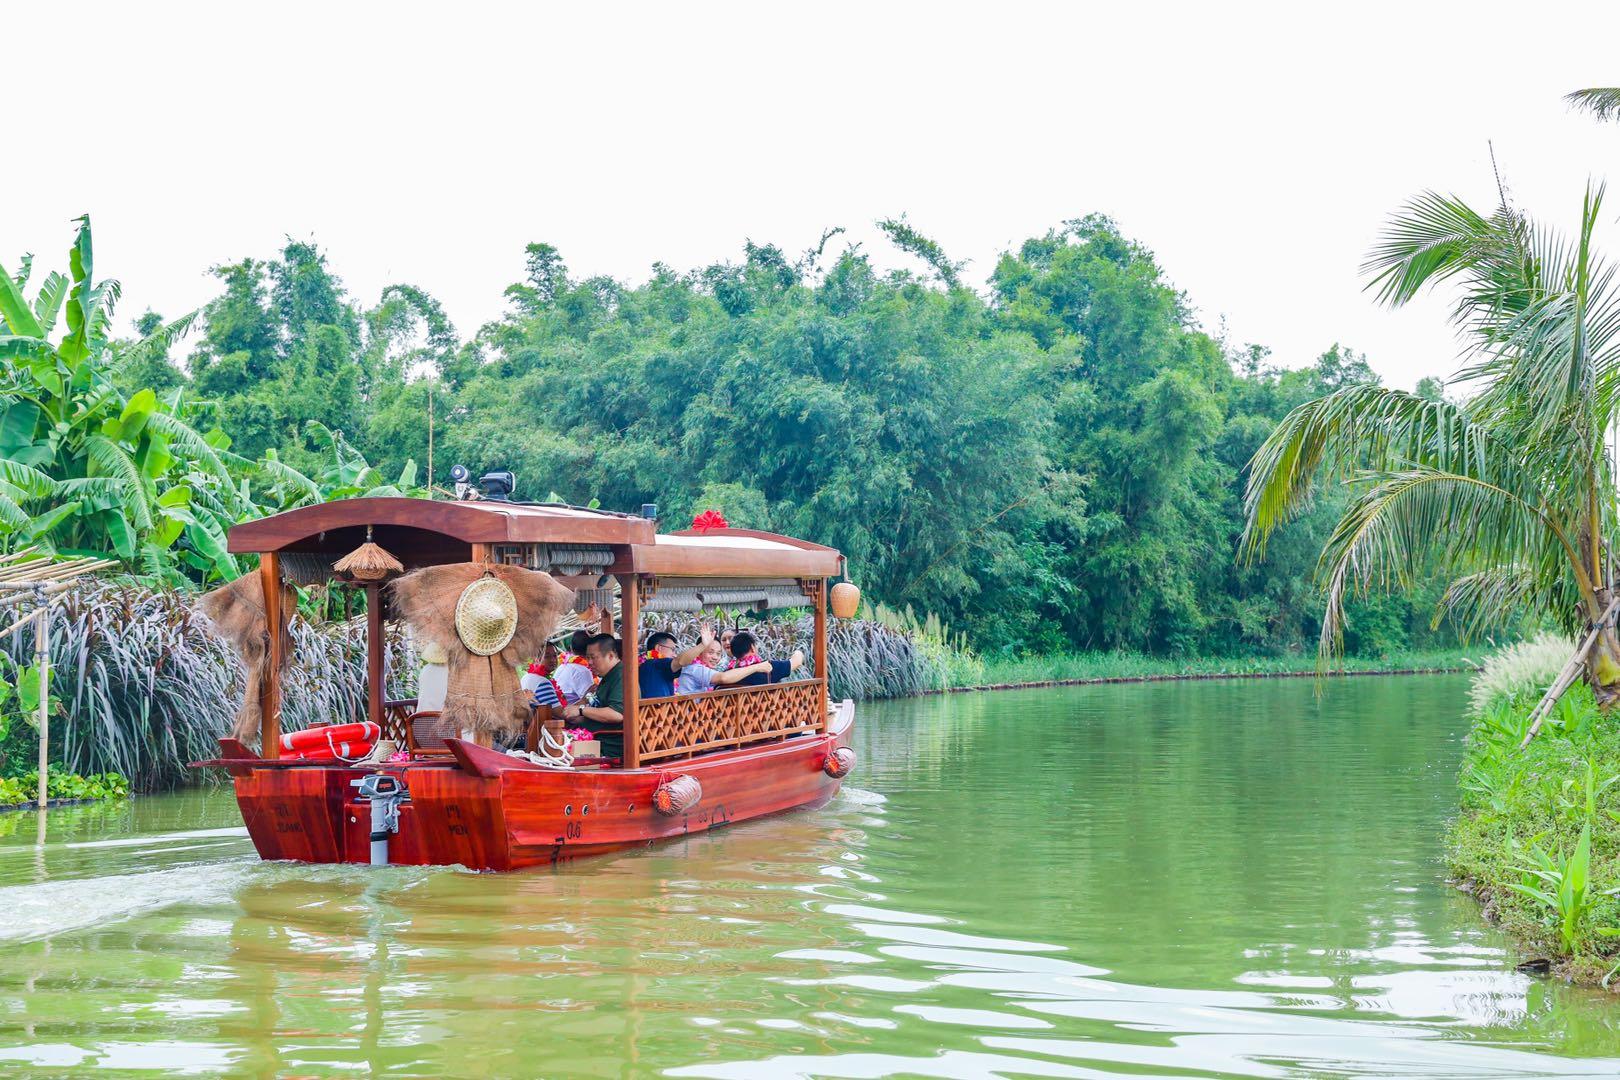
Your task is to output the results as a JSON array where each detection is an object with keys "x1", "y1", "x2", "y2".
[{"x1": 332, "y1": 525, "x2": 403, "y2": 583}]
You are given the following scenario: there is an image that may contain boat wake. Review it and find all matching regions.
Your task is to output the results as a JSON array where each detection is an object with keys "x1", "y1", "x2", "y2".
[{"x1": 0, "y1": 862, "x2": 263, "y2": 944}]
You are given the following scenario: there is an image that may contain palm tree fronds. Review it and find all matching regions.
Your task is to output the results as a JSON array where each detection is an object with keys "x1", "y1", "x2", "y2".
[
  {"x1": 255, "y1": 452, "x2": 322, "y2": 507},
  {"x1": 0, "y1": 459, "x2": 55, "y2": 500},
  {"x1": 1315, "y1": 468, "x2": 1568, "y2": 660},
  {"x1": 31, "y1": 271, "x2": 69, "y2": 335},
  {"x1": 146, "y1": 412, "x2": 236, "y2": 491},
  {"x1": 1241, "y1": 384, "x2": 1523, "y2": 558},
  {"x1": 1568, "y1": 88, "x2": 1620, "y2": 123},
  {"x1": 112, "y1": 309, "x2": 198, "y2": 373},
  {"x1": 0, "y1": 492, "x2": 28, "y2": 532},
  {"x1": 1436, "y1": 566, "x2": 1543, "y2": 641}
]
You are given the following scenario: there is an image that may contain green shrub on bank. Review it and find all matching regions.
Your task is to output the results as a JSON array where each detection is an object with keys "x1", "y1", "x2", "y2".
[
  {"x1": 0, "y1": 770, "x2": 129, "y2": 806},
  {"x1": 1450, "y1": 675, "x2": 1620, "y2": 985}
]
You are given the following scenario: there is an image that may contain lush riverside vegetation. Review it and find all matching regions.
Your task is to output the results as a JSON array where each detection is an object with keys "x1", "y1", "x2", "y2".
[
  {"x1": 0, "y1": 771, "x2": 127, "y2": 808},
  {"x1": 1451, "y1": 636, "x2": 1620, "y2": 986},
  {"x1": 5, "y1": 216, "x2": 1490, "y2": 659},
  {"x1": 950, "y1": 645, "x2": 1472, "y2": 686},
  {"x1": 0, "y1": 213, "x2": 1505, "y2": 789}
]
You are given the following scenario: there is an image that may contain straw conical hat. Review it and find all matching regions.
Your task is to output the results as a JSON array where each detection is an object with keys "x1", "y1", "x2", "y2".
[{"x1": 455, "y1": 575, "x2": 518, "y2": 655}]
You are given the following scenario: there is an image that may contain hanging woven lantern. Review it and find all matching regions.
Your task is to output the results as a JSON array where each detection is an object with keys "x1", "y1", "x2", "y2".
[
  {"x1": 332, "y1": 525, "x2": 404, "y2": 582},
  {"x1": 454, "y1": 574, "x2": 519, "y2": 656},
  {"x1": 830, "y1": 581, "x2": 861, "y2": 619}
]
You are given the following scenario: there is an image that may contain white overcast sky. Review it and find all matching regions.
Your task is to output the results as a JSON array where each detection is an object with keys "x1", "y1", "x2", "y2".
[{"x1": 7, "y1": 1, "x2": 1620, "y2": 388}]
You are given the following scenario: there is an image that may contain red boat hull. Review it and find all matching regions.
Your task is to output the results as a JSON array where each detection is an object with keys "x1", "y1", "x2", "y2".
[{"x1": 229, "y1": 714, "x2": 854, "y2": 870}]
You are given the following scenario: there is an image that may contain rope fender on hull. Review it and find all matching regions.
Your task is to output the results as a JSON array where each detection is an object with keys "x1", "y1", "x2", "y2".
[
  {"x1": 823, "y1": 746, "x2": 856, "y2": 778},
  {"x1": 653, "y1": 774, "x2": 702, "y2": 815}
]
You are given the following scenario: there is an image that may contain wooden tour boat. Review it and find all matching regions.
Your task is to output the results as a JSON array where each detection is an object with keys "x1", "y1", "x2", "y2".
[{"x1": 191, "y1": 495, "x2": 857, "y2": 870}]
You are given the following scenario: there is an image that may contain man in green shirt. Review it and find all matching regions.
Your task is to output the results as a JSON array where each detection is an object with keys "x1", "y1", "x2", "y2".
[{"x1": 566, "y1": 633, "x2": 625, "y2": 759}]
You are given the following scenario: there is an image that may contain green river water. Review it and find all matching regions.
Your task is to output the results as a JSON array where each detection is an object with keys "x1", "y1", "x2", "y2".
[{"x1": 4, "y1": 675, "x2": 1620, "y2": 1077}]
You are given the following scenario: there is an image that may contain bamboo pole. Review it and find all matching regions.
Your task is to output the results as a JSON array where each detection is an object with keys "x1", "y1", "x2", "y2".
[
  {"x1": 0, "y1": 581, "x2": 77, "y2": 610},
  {"x1": 0, "y1": 547, "x2": 41, "y2": 568},
  {"x1": 365, "y1": 582, "x2": 384, "y2": 732},
  {"x1": 35, "y1": 602, "x2": 48, "y2": 810},
  {"x1": 0, "y1": 558, "x2": 115, "y2": 585},
  {"x1": 0, "y1": 608, "x2": 49, "y2": 643},
  {"x1": 1521, "y1": 596, "x2": 1620, "y2": 748}
]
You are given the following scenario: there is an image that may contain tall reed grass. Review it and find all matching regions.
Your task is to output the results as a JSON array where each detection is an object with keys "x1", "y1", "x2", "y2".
[{"x1": 1, "y1": 584, "x2": 412, "y2": 790}]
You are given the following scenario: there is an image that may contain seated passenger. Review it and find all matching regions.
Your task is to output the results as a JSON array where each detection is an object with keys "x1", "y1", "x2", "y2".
[
  {"x1": 523, "y1": 640, "x2": 595, "y2": 708},
  {"x1": 727, "y1": 631, "x2": 805, "y2": 687},
  {"x1": 562, "y1": 634, "x2": 625, "y2": 759},
  {"x1": 677, "y1": 623, "x2": 773, "y2": 693},
  {"x1": 638, "y1": 630, "x2": 706, "y2": 699}
]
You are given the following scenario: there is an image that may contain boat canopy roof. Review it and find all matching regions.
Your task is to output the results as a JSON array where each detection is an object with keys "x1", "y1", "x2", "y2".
[
  {"x1": 631, "y1": 529, "x2": 843, "y2": 579},
  {"x1": 228, "y1": 497, "x2": 654, "y2": 553},
  {"x1": 226, "y1": 497, "x2": 843, "y2": 580}
]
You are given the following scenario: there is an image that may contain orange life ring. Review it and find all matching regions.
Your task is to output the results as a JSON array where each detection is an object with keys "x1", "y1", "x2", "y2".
[{"x1": 281, "y1": 722, "x2": 381, "y2": 752}]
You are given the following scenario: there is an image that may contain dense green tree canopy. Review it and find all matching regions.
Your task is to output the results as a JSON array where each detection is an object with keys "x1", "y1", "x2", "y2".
[{"x1": 9, "y1": 215, "x2": 1483, "y2": 656}]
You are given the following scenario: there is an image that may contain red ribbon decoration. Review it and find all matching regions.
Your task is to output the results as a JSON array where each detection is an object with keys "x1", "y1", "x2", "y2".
[{"x1": 691, "y1": 509, "x2": 729, "y2": 532}]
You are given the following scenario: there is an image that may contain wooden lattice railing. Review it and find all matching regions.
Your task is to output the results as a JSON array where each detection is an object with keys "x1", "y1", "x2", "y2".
[
  {"x1": 637, "y1": 679, "x2": 825, "y2": 762},
  {"x1": 382, "y1": 699, "x2": 417, "y2": 746}
]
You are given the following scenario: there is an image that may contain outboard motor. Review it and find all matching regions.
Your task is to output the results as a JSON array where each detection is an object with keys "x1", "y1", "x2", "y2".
[{"x1": 352, "y1": 774, "x2": 408, "y2": 865}]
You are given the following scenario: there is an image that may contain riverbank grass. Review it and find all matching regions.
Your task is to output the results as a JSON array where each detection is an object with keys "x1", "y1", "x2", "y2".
[
  {"x1": 944, "y1": 646, "x2": 1476, "y2": 689},
  {"x1": 1450, "y1": 635, "x2": 1620, "y2": 986}
]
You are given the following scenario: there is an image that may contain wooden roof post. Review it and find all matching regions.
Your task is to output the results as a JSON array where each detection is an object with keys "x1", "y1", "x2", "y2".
[
  {"x1": 365, "y1": 582, "x2": 384, "y2": 733},
  {"x1": 34, "y1": 599, "x2": 49, "y2": 808},
  {"x1": 620, "y1": 573, "x2": 640, "y2": 769},
  {"x1": 813, "y1": 580, "x2": 828, "y2": 678},
  {"x1": 260, "y1": 552, "x2": 284, "y2": 759},
  {"x1": 812, "y1": 579, "x2": 828, "y2": 732}
]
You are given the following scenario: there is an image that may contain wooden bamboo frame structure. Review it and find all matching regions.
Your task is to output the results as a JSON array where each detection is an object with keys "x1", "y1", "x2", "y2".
[{"x1": 0, "y1": 553, "x2": 115, "y2": 804}]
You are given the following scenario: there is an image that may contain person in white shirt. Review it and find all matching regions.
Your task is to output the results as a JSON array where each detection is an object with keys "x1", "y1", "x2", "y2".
[{"x1": 521, "y1": 640, "x2": 598, "y2": 706}]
